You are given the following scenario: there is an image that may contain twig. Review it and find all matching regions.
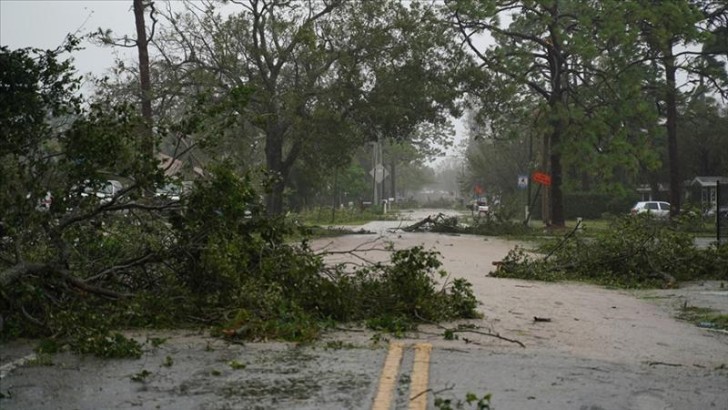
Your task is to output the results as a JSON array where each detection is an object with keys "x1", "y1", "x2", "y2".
[
  {"x1": 645, "y1": 361, "x2": 682, "y2": 367},
  {"x1": 410, "y1": 383, "x2": 455, "y2": 401},
  {"x1": 414, "y1": 311, "x2": 526, "y2": 348},
  {"x1": 453, "y1": 328, "x2": 526, "y2": 348},
  {"x1": 544, "y1": 219, "x2": 581, "y2": 261}
]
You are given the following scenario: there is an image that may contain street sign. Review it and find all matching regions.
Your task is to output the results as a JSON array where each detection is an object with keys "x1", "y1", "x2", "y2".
[
  {"x1": 369, "y1": 164, "x2": 389, "y2": 183},
  {"x1": 532, "y1": 171, "x2": 551, "y2": 186},
  {"x1": 518, "y1": 175, "x2": 528, "y2": 189}
]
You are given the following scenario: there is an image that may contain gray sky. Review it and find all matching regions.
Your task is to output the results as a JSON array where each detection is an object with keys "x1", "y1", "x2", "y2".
[
  {"x1": 0, "y1": 0, "x2": 468, "y2": 161},
  {"x1": 1, "y1": 0, "x2": 136, "y2": 77}
]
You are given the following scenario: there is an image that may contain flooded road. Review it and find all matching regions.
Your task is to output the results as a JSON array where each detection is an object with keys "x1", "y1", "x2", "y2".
[{"x1": 1, "y1": 208, "x2": 727, "y2": 409}]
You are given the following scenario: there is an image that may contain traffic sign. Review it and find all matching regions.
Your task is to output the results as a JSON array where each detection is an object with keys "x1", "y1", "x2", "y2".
[
  {"x1": 517, "y1": 175, "x2": 528, "y2": 189},
  {"x1": 370, "y1": 164, "x2": 389, "y2": 183},
  {"x1": 532, "y1": 171, "x2": 551, "y2": 186}
]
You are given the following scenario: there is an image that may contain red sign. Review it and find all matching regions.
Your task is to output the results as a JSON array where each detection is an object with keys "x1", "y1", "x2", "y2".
[{"x1": 532, "y1": 171, "x2": 552, "y2": 186}]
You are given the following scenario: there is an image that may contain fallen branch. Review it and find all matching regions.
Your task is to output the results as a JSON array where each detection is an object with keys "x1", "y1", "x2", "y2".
[
  {"x1": 452, "y1": 327, "x2": 526, "y2": 348},
  {"x1": 414, "y1": 311, "x2": 526, "y2": 348},
  {"x1": 410, "y1": 383, "x2": 455, "y2": 401},
  {"x1": 402, "y1": 213, "x2": 453, "y2": 232},
  {"x1": 314, "y1": 236, "x2": 394, "y2": 267},
  {"x1": 645, "y1": 361, "x2": 682, "y2": 367},
  {"x1": 0, "y1": 262, "x2": 131, "y2": 299}
]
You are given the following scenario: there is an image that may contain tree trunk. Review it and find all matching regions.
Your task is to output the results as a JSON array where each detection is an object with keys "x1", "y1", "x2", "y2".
[
  {"x1": 133, "y1": 0, "x2": 154, "y2": 160},
  {"x1": 550, "y1": 141, "x2": 565, "y2": 227},
  {"x1": 265, "y1": 130, "x2": 285, "y2": 215},
  {"x1": 390, "y1": 160, "x2": 396, "y2": 202},
  {"x1": 664, "y1": 47, "x2": 681, "y2": 217}
]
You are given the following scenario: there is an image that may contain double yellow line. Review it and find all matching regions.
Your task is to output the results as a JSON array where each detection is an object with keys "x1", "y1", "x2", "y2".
[{"x1": 371, "y1": 342, "x2": 433, "y2": 410}]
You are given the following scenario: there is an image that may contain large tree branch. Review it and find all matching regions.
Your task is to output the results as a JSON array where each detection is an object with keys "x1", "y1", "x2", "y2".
[{"x1": 0, "y1": 262, "x2": 130, "y2": 299}]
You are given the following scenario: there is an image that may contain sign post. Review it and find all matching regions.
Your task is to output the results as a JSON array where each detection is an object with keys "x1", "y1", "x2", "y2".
[{"x1": 518, "y1": 175, "x2": 529, "y2": 223}]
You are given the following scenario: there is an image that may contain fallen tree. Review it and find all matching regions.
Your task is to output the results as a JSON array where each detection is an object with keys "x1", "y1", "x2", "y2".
[
  {"x1": 492, "y1": 214, "x2": 728, "y2": 288},
  {"x1": 401, "y1": 213, "x2": 531, "y2": 236}
]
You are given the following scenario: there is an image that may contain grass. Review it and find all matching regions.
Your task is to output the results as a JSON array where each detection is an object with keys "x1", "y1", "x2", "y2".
[
  {"x1": 290, "y1": 206, "x2": 401, "y2": 226},
  {"x1": 677, "y1": 306, "x2": 728, "y2": 330}
]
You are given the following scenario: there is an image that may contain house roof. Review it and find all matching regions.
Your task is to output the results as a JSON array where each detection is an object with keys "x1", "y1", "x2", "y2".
[
  {"x1": 689, "y1": 176, "x2": 728, "y2": 187},
  {"x1": 157, "y1": 153, "x2": 184, "y2": 177},
  {"x1": 636, "y1": 184, "x2": 668, "y2": 192}
]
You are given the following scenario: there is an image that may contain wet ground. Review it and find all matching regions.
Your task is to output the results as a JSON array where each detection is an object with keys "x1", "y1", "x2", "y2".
[{"x1": 1, "y1": 209, "x2": 727, "y2": 409}]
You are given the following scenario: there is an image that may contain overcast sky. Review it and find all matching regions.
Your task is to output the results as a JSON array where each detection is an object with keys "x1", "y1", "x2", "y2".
[
  {"x1": 1, "y1": 0, "x2": 137, "y2": 77},
  {"x1": 1, "y1": 0, "x2": 468, "y2": 161}
]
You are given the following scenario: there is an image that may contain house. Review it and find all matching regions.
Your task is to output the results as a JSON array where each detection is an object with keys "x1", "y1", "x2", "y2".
[
  {"x1": 688, "y1": 176, "x2": 728, "y2": 213},
  {"x1": 635, "y1": 183, "x2": 669, "y2": 202},
  {"x1": 157, "y1": 153, "x2": 206, "y2": 179}
]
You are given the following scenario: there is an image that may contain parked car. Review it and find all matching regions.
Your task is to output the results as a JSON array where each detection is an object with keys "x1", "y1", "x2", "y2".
[
  {"x1": 71, "y1": 180, "x2": 123, "y2": 205},
  {"x1": 27, "y1": 191, "x2": 53, "y2": 211},
  {"x1": 155, "y1": 183, "x2": 183, "y2": 201},
  {"x1": 716, "y1": 205, "x2": 728, "y2": 220},
  {"x1": 154, "y1": 181, "x2": 193, "y2": 202},
  {"x1": 469, "y1": 197, "x2": 490, "y2": 216},
  {"x1": 630, "y1": 201, "x2": 670, "y2": 218}
]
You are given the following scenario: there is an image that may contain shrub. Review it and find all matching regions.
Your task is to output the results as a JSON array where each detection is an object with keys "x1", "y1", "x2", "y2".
[{"x1": 493, "y1": 214, "x2": 716, "y2": 288}]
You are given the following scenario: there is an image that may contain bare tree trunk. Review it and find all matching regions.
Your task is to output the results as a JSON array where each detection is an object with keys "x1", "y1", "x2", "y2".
[
  {"x1": 664, "y1": 47, "x2": 681, "y2": 217},
  {"x1": 265, "y1": 131, "x2": 285, "y2": 216},
  {"x1": 134, "y1": 0, "x2": 154, "y2": 160},
  {"x1": 550, "y1": 139, "x2": 565, "y2": 227}
]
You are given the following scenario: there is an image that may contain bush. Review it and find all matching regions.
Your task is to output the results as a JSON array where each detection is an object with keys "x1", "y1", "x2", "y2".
[
  {"x1": 2, "y1": 165, "x2": 479, "y2": 347},
  {"x1": 563, "y1": 192, "x2": 638, "y2": 219},
  {"x1": 492, "y1": 214, "x2": 718, "y2": 288}
]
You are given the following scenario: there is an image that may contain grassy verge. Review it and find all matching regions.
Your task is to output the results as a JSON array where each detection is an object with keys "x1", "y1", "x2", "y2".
[
  {"x1": 677, "y1": 305, "x2": 728, "y2": 331},
  {"x1": 491, "y1": 215, "x2": 728, "y2": 289},
  {"x1": 290, "y1": 206, "x2": 401, "y2": 225}
]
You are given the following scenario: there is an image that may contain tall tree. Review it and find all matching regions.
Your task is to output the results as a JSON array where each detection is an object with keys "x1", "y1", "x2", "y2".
[
  {"x1": 449, "y1": 0, "x2": 711, "y2": 224},
  {"x1": 133, "y1": 0, "x2": 154, "y2": 159},
  {"x1": 628, "y1": 1, "x2": 704, "y2": 216},
  {"x1": 449, "y1": 0, "x2": 617, "y2": 226},
  {"x1": 95, "y1": 0, "x2": 159, "y2": 166},
  {"x1": 149, "y1": 0, "x2": 466, "y2": 215},
  {"x1": 624, "y1": 0, "x2": 728, "y2": 215}
]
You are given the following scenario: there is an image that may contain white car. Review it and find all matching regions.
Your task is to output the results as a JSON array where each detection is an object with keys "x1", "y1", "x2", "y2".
[
  {"x1": 631, "y1": 201, "x2": 670, "y2": 218},
  {"x1": 71, "y1": 180, "x2": 123, "y2": 204}
]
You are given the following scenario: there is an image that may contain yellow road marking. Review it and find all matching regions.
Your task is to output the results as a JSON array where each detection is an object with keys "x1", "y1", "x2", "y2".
[
  {"x1": 372, "y1": 342, "x2": 404, "y2": 410},
  {"x1": 408, "y1": 343, "x2": 432, "y2": 410}
]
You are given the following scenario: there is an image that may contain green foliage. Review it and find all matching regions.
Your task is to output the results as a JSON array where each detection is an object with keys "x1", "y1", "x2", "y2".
[
  {"x1": 1, "y1": 40, "x2": 480, "y2": 350},
  {"x1": 448, "y1": 279, "x2": 480, "y2": 319},
  {"x1": 228, "y1": 360, "x2": 246, "y2": 370},
  {"x1": 130, "y1": 369, "x2": 152, "y2": 382},
  {"x1": 292, "y1": 206, "x2": 397, "y2": 226},
  {"x1": 329, "y1": 247, "x2": 481, "y2": 331},
  {"x1": 71, "y1": 331, "x2": 143, "y2": 359},
  {"x1": 677, "y1": 306, "x2": 728, "y2": 331},
  {"x1": 26, "y1": 353, "x2": 55, "y2": 367},
  {"x1": 562, "y1": 192, "x2": 638, "y2": 219},
  {"x1": 148, "y1": 0, "x2": 468, "y2": 215},
  {"x1": 493, "y1": 215, "x2": 727, "y2": 288},
  {"x1": 428, "y1": 215, "x2": 532, "y2": 237}
]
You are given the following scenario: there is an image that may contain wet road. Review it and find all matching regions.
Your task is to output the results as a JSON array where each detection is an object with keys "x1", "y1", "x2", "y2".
[
  {"x1": 2, "y1": 331, "x2": 726, "y2": 410},
  {"x1": 1, "y1": 209, "x2": 727, "y2": 409}
]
